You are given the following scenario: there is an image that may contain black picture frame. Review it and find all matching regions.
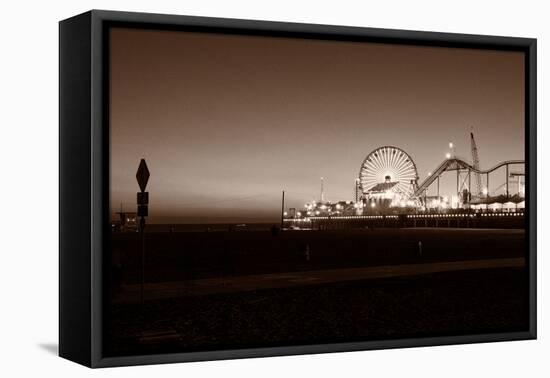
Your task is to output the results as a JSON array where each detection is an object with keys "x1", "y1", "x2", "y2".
[{"x1": 59, "y1": 9, "x2": 537, "y2": 368}]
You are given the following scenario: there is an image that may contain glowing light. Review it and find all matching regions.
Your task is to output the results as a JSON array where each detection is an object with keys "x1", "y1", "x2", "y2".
[
  {"x1": 370, "y1": 202, "x2": 376, "y2": 208},
  {"x1": 451, "y1": 195, "x2": 459, "y2": 209},
  {"x1": 449, "y1": 142, "x2": 454, "y2": 149},
  {"x1": 445, "y1": 152, "x2": 451, "y2": 159},
  {"x1": 283, "y1": 212, "x2": 288, "y2": 216},
  {"x1": 428, "y1": 172, "x2": 432, "y2": 176},
  {"x1": 297, "y1": 212, "x2": 302, "y2": 217},
  {"x1": 482, "y1": 187, "x2": 488, "y2": 195}
]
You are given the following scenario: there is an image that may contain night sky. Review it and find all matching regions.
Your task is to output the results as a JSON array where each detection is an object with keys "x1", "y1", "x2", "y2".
[{"x1": 110, "y1": 27, "x2": 525, "y2": 223}]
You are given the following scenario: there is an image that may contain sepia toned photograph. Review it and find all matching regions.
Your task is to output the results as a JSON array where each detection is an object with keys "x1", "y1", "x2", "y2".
[{"x1": 105, "y1": 26, "x2": 529, "y2": 357}]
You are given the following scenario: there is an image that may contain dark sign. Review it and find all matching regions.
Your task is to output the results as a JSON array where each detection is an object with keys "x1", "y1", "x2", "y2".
[
  {"x1": 136, "y1": 159, "x2": 150, "y2": 192},
  {"x1": 137, "y1": 205, "x2": 148, "y2": 217},
  {"x1": 137, "y1": 191, "x2": 149, "y2": 205}
]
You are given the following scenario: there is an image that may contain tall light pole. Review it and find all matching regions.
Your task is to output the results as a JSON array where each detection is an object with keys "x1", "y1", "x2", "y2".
[
  {"x1": 280, "y1": 190, "x2": 285, "y2": 230},
  {"x1": 355, "y1": 178, "x2": 360, "y2": 203},
  {"x1": 449, "y1": 141, "x2": 455, "y2": 157},
  {"x1": 320, "y1": 176, "x2": 325, "y2": 202}
]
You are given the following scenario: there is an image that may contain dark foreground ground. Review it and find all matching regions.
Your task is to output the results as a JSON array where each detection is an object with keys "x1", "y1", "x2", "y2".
[
  {"x1": 105, "y1": 228, "x2": 528, "y2": 357},
  {"x1": 105, "y1": 267, "x2": 528, "y2": 356},
  {"x1": 110, "y1": 228, "x2": 525, "y2": 283}
]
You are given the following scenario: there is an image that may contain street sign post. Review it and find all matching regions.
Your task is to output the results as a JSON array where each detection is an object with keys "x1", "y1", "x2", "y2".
[{"x1": 136, "y1": 159, "x2": 150, "y2": 306}]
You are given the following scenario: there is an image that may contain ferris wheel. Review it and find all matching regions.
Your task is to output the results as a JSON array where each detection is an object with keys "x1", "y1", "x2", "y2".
[{"x1": 359, "y1": 146, "x2": 419, "y2": 197}]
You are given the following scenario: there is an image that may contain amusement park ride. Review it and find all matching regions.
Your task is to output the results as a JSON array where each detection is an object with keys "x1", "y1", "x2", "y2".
[{"x1": 284, "y1": 132, "x2": 526, "y2": 228}]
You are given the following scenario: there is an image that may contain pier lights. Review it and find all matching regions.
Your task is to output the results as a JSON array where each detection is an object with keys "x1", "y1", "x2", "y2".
[
  {"x1": 482, "y1": 187, "x2": 489, "y2": 196},
  {"x1": 445, "y1": 152, "x2": 451, "y2": 159},
  {"x1": 370, "y1": 202, "x2": 376, "y2": 208}
]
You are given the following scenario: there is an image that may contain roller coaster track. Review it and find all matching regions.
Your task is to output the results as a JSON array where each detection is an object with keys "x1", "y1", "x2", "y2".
[{"x1": 413, "y1": 158, "x2": 524, "y2": 197}]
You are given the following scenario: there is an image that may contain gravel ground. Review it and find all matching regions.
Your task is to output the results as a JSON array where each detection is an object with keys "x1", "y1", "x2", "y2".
[{"x1": 105, "y1": 267, "x2": 529, "y2": 357}]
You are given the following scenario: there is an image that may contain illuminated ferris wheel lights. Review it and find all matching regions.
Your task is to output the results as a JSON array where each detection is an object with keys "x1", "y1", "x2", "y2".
[{"x1": 359, "y1": 146, "x2": 419, "y2": 198}]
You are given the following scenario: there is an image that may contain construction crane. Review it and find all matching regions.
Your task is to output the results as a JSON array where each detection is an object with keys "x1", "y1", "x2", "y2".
[{"x1": 470, "y1": 130, "x2": 482, "y2": 196}]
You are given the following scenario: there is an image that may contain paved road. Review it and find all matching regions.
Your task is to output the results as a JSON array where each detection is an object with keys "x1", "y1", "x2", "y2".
[{"x1": 112, "y1": 257, "x2": 525, "y2": 304}]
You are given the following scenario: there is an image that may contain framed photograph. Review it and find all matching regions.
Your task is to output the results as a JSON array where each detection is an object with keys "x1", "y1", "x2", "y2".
[{"x1": 59, "y1": 10, "x2": 536, "y2": 368}]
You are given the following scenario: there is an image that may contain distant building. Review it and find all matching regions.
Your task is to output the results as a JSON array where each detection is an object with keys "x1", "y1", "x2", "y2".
[
  {"x1": 363, "y1": 175, "x2": 403, "y2": 211},
  {"x1": 112, "y1": 212, "x2": 138, "y2": 232}
]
